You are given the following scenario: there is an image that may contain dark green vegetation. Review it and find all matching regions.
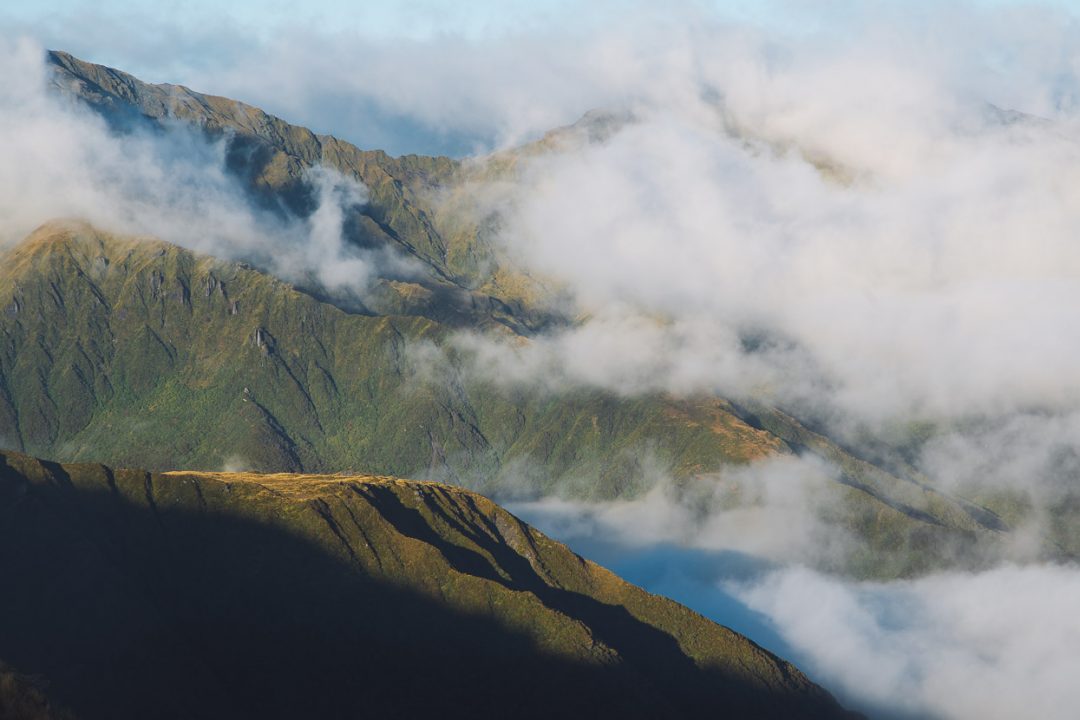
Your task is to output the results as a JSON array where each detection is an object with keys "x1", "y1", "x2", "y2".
[
  {"x1": 0, "y1": 449, "x2": 857, "y2": 719},
  {"x1": 1, "y1": 51, "x2": 1058, "y2": 578}
]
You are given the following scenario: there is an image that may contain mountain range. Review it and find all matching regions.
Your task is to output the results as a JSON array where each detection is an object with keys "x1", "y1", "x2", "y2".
[
  {"x1": 0, "y1": 47, "x2": 1072, "y2": 718},
  {"x1": 13, "y1": 50, "x2": 1064, "y2": 572}
]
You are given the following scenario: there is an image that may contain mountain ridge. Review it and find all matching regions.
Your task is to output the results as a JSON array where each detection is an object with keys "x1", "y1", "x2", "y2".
[
  {"x1": 0, "y1": 219, "x2": 1025, "y2": 577},
  {"x1": 46, "y1": 49, "x2": 554, "y2": 335},
  {"x1": 0, "y1": 447, "x2": 857, "y2": 719}
]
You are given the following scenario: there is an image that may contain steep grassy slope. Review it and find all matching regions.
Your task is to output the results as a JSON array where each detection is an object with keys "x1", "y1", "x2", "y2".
[
  {"x1": 0, "y1": 221, "x2": 774, "y2": 487},
  {"x1": 0, "y1": 449, "x2": 856, "y2": 720},
  {"x1": 0, "y1": 221, "x2": 1018, "y2": 576}
]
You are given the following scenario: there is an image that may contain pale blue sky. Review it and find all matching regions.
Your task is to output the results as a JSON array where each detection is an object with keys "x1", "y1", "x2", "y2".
[
  {"x1": 8, "y1": 0, "x2": 1079, "y2": 77},
  {"x1": 5, "y1": 0, "x2": 1080, "y2": 155},
  {"x1": 7, "y1": 0, "x2": 1080, "y2": 35},
  {"x1": 4, "y1": 1, "x2": 782, "y2": 38}
]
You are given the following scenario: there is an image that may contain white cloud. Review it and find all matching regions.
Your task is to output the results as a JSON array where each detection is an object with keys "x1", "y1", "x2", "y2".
[
  {"x1": 920, "y1": 412, "x2": 1080, "y2": 497},
  {"x1": 481, "y1": 95, "x2": 1080, "y2": 423},
  {"x1": 510, "y1": 453, "x2": 853, "y2": 567},
  {"x1": 733, "y1": 563, "x2": 1080, "y2": 720},
  {"x1": 514, "y1": 477, "x2": 1080, "y2": 720}
]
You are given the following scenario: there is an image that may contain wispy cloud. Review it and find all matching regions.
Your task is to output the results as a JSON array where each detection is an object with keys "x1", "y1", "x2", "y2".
[
  {"x1": 510, "y1": 453, "x2": 853, "y2": 566},
  {"x1": 734, "y1": 563, "x2": 1080, "y2": 720},
  {"x1": 0, "y1": 37, "x2": 405, "y2": 295}
]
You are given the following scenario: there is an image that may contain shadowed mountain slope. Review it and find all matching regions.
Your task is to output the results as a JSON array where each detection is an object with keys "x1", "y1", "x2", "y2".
[
  {"x1": 0, "y1": 663, "x2": 75, "y2": 720},
  {"x1": 0, "y1": 449, "x2": 857, "y2": 720}
]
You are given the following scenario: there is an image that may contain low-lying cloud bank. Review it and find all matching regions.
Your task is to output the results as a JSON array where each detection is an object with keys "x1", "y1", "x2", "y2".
[
  {"x1": 460, "y1": 84, "x2": 1080, "y2": 429},
  {"x1": 736, "y1": 564, "x2": 1080, "y2": 720},
  {"x1": 510, "y1": 454, "x2": 851, "y2": 567},
  {"x1": 513, "y1": 492, "x2": 1080, "y2": 720},
  {"x1": 417, "y1": 4, "x2": 1080, "y2": 558}
]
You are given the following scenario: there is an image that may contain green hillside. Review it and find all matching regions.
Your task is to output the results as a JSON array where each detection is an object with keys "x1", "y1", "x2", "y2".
[
  {"x1": 0, "y1": 221, "x2": 778, "y2": 489},
  {"x1": 0, "y1": 221, "x2": 1021, "y2": 576},
  {"x1": 0, "y1": 448, "x2": 856, "y2": 719}
]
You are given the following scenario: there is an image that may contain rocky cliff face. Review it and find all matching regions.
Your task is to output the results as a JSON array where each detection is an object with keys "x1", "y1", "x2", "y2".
[{"x1": 0, "y1": 449, "x2": 856, "y2": 719}]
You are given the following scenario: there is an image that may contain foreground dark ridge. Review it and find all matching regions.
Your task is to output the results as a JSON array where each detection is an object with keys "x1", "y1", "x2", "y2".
[{"x1": 0, "y1": 449, "x2": 856, "y2": 719}]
